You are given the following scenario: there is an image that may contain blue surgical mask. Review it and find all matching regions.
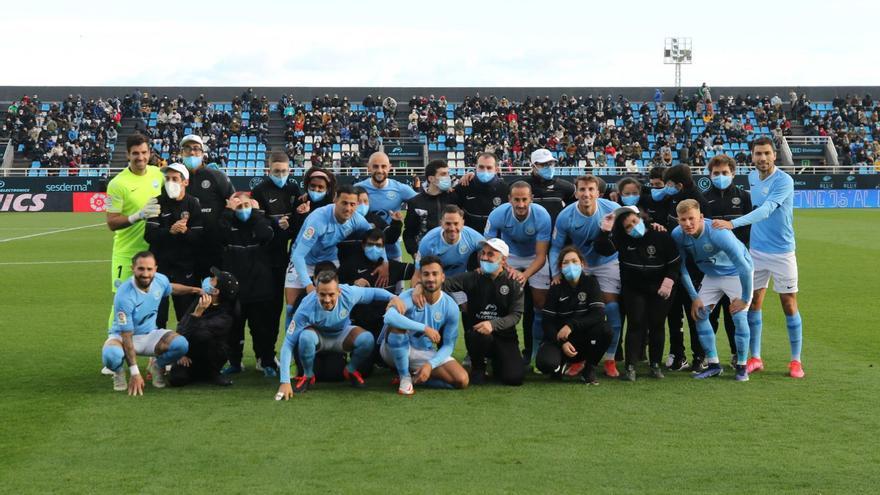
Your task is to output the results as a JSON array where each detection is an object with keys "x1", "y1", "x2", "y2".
[
  {"x1": 201, "y1": 277, "x2": 215, "y2": 295},
  {"x1": 269, "y1": 174, "x2": 288, "y2": 188},
  {"x1": 711, "y1": 175, "x2": 732, "y2": 190},
  {"x1": 620, "y1": 194, "x2": 639, "y2": 206},
  {"x1": 437, "y1": 176, "x2": 452, "y2": 191},
  {"x1": 356, "y1": 204, "x2": 369, "y2": 216},
  {"x1": 476, "y1": 171, "x2": 496, "y2": 183},
  {"x1": 308, "y1": 190, "x2": 326, "y2": 202},
  {"x1": 235, "y1": 207, "x2": 252, "y2": 222},
  {"x1": 364, "y1": 245, "x2": 384, "y2": 261},
  {"x1": 480, "y1": 260, "x2": 499, "y2": 273},
  {"x1": 562, "y1": 263, "x2": 582, "y2": 282},
  {"x1": 537, "y1": 165, "x2": 555, "y2": 180},
  {"x1": 650, "y1": 188, "x2": 667, "y2": 201},
  {"x1": 663, "y1": 185, "x2": 679, "y2": 196},
  {"x1": 628, "y1": 220, "x2": 646, "y2": 238},
  {"x1": 182, "y1": 155, "x2": 202, "y2": 169}
]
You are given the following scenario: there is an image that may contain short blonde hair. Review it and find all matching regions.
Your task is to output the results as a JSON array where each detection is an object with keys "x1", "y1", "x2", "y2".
[{"x1": 676, "y1": 198, "x2": 701, "y2": 216}]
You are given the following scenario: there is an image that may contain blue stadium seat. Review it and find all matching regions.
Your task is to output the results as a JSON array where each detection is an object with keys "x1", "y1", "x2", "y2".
[
  {"x1": 247, "y1": 152, "x2": 256, "y2": 161},
  {"x1": 248, "y1": 136, "x2": 257, "y2": 144},
  {"x1": 428, "y1": 144, "x2": 437, "y2": 151},
  {"x1": 247, "y1": 144, "x2": 257, "y2": 152},
  {"x1": 241, "y1": 112, "x2": 250, "y2": 120},
  {"x1": 257, "y1": 143, "x2": 266, "y2": 152},
  {"x1": 376, "y1": 111, "x2": 385, "y2": 119},
  {"x1": 256, "y1": 152, "x2": 265, "y2": 160},
  {"x1": 305, "y1": 144, "x2": 313, "y2": 152}
]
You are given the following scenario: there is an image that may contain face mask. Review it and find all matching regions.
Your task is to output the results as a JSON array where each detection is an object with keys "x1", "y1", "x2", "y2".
[
  {"x1": 536, "y1": 165, "x2": 554, "y2": 180},
  {"x1": 476, "y1": 171, "x2": 496, "y2": 183},
  {"x1": 437, "y1": 176, "x2": 452, "y2": 191},
  {"x1": 562, "y1": 263, "x2": 582, "y2": 282},
  {"x1": 620, "y1": 194, "x2": 639, "y2": 206},
  {"x1": 182, "y1": 155, "x2": 202, "y2": 169},
  {"x1": 663, "y1": 185, "x2": 679, "y2": 196},
  {"x1": 650, "y1": 188, "x2": 667, "y2": 201},
  {"x1": 269, "y1": 174, "x2": 288, "y2": 188},
  {"x1": 480, "y1": 260, "x2": 499, "y2": 273},
  {"x1": 235, "y1": 207, "x2": 252, "y2": 222},
  {"x1": 364, "y1": 245, "x2": 384, "y2": 261},
  {"x1": 711, "y1": 175, "x2": 733, "y2": 190},
  {"x1": 308, "y1": 190, "x2": 326, "y2": 202},
  {"x1": 201, "y1": 277, "x2": 215, "y2": 295},
  {"x1": 356, "y1": 204, "x2": 369, "y2": 216},
  {"x1": 164, "y1": 181, "x2": 181, "y2": 199},
  {"x1": 628, "y1": 220, "x2": 646, "y2": 238}
]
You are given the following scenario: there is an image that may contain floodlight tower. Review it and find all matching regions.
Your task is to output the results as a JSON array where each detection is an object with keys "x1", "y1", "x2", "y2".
[{"x1": 663, "y1": 37, "x2": 692, "y2": 88}]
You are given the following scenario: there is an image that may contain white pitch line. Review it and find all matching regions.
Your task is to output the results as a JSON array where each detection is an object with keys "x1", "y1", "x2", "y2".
[
  {"x1": 0, "y1": 223, "x2": 105, "y2": 243},
  {"x1": 0, "y1": 259, "x2": 110, "y2": 266}
]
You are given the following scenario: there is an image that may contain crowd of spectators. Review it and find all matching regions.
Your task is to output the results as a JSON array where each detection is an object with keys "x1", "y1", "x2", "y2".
[{"x1": 801, "y1": 93, "x2": 880, "y2": 168}]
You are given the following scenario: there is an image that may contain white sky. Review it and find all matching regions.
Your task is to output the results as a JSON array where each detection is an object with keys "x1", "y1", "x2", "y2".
[{"x1": 3, "y1": 0, "x2": 879, "y2": 87}]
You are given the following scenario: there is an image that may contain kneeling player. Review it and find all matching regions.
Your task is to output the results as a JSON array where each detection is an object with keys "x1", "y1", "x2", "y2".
[
  {"x1": 379, "y1": 256, "x2": 469, "y2": 395},
  {"x1": 672, "y1": 199, "x2": 753, "y2": 381},
  {"x1": 537, "y1": 246, "x2": 611, "y2": 385},
  {"x1": 275, "y1": 271, "x2": 404, "y2": 399},
  {"x1": 101, "y1": 251, "x2": 200, "y2": 395}
]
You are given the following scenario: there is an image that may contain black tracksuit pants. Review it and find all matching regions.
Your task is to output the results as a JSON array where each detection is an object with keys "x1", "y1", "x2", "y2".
[
  {"x1": 536, "y1": 320, "x2": 610, "y2": 375},
  {"x1": 228, "y1": 299, "x2": 276, "y2": 368},
  {"x1": 622, "y1": 286, "x2": 673, "y2": 367},
  {"x1": 466, "y1": 330, "x2": 524, "y2": 386}
]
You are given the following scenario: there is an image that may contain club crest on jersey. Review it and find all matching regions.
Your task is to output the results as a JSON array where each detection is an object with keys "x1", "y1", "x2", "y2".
[
  {"x1": 762, "y1": 187, "x2": 769, "y2": 195},
  {"x1": 152, "y1": 289, "x2": 162, "y2": 300},
  {"x1": 201, "y1": 179, "x2": 211, "y2": 189},
  {"x1": 386, "y1": 191, "x2": 397, "y2": 200},
  {"x1": 703, "y1": 243, "x2": 715, "y2": 253},
  {"x1": 578, "y1": 292, "x2": 587, "y2": 302},
  {"x1": 731, "y1": 197, "x2": 741, "y2": 205},
  {"x1": 339, "y1": 309, "x2": 349, "y2": 319},
  {"x1": 287, "y1": 320, "x2": 296, "y2": 335},
  {"x1": 499, "y1": 285, "x2": 510, "y2": 295},
  {"x1": 492, "y1": 197, "x2": 502, "y2": 206},
  {"x1": 116, "y1": 311, "x2": 127, "y2": 325},
  {"x1": 303, "y1": 226, "x2": 315, "y2": 240},
  {"x1": 152, "y1": 180, "x2": 160, "y2": 189},
  {"x1": 646, "y1": 245, "x2": 657, "y2": 256},
  {"x1": 433, "y1": 311, "x2": 443, "y2": 322},
  {"x1": 525, "y1": 225, "x2": 536, "y2": 235},
  {"x1": 458, "y1": 243, "x2": 468, "y2": 254}
]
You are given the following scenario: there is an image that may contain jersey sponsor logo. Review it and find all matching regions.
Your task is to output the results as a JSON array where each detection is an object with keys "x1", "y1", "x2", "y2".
[
  {"x1": 287, "y1": 320, "x2": 296, "y2": 335},
  {"x1": 433, "y1": 311, "x2": 443, "y2": 322},
  {"x1": 731, "y1": 197, "x2": 741, "y2": 205},
  {"x1": 116, "y1": 311, "x2": 127, "y2": 325},
  {"x1": 703, "y1": 243, "x2": 715, "y2": 253},
  {"x1": 303, "y1": 226, "x2": 316, "y2": 240},
  {"x1": 202, "y1": 180, "x2": 211, "y2": 189},
  {"x1": 646, "y1": 245, "x2": 657, "y2": 256},
  {"x1": 578, "y1": 292, "x2": 587, "y2": 302},
  {"x1": 499, "y1": 285, "x2": 509, "y2": 295}
]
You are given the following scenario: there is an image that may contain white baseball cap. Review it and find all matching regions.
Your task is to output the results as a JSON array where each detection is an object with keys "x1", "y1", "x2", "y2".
[
  {"x1": 530, "y1": 148, "x2": 556, "y2": 164},
  {"x1": 179, "y1": 134, "x2": 204, "y2": 148},
  {"x1": 165, "y1": 163, "x2": 189, "y2": 180},
  {"x1": 614, "y1": 205, "x2": 639, "y2": 217},
  {"x1": 479, "y1": 238, "x2": 510, "y2": 257}
]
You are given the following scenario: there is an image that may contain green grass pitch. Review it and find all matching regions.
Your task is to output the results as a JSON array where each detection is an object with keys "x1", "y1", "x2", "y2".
[{"x1": 1, "y1": 210, "x2": 878, "y2": 494}]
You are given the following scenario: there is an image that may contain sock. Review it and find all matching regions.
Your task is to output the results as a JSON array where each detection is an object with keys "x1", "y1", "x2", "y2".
[
  {"x1": 695, "y1": 315, "x2": 719, "y2": 363},
  {"x1": 102, "y1": 345, "x2": 124, "y2": 372},
  {"x1": 386, "y1": 332, "x2": 411, "y2": 379},
  {"x1": 156, "y1": 336, "x2": 189, "y2": 367},
  {"x1": 732, "y1": 311, "x2": 750, "y2": 365},
  {"x1": 297, "y1": 331, "x2": 319, "y2": 377},
  {"x1": 603, "y1": 301, "x2": 622, "y2": 360},
  {"x1": 284, "y1": 304, "x2": 294, "y2": 335},
  {"x1": 530, "y1": 311, "x2": 543, "y2": 362},
  {"x1": 347, "y1": 332, "x2": 375, "y2": 372},
  {"x1": 423, "y1": 378, "x2": 455, "y2": 389},
  {"x1": 748, "y1": 310, "x2": 762, "y2": 358},
  {"x1": 786, "y1": 312, "x2": 803, "y2": 362}
]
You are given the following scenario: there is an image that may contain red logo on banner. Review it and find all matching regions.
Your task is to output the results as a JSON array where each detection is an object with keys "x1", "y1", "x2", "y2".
[{"x1": 73, "y1": 192, "x2": 109, "y2": 212}]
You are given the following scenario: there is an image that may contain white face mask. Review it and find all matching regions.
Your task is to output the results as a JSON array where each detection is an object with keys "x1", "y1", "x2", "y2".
[{"x1": 165, "y1": 181, "x2": 182, "y2": 199}]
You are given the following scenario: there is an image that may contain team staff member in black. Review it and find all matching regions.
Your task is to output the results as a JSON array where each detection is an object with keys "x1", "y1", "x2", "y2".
[
  {"x1": 536, "y1": 245, "x2": 611, "y2": 385},
  {"x1": 661, "y1": 164, "x2": 709, "y2": 371},
  {"x1": 179, "y1": 134, "x2": 235, "y2": 278},
  {"x1": 337, "y1": 186, "x2": 403, "y2": 260},
  {"x1": 638, "y1": 166, "x2": 670, "y2": 226},
  {"x1": 595, "y1": 206, "x2": 681, "y2": 381},
  {"x1": 704, "y1": 154, "x2": 752, "y2": 364},
  {"x1": 168, "y1": 268, "x2": 239, "y2": 387},
  {"x1": 416, "y1": 238, "x2": 524, "y2": 385},
  {"x1": 338, "y1": 229, "x2": 416, "y2": 374},
  {"x1": 403, "y1": 159, "x2": 456, "y2": 257},
  {"x1": 145, "y1": 163, "x2": 203, "y2": 328},
  {"x1": 251, "y1": 151, "x2": 301, "y2": 370},
  {"x1": 452, "y1": 152, "x2": 508, "y2": 233},
  {"x1": 218, "y1": 192, "x2": 277, "y2": 377}
]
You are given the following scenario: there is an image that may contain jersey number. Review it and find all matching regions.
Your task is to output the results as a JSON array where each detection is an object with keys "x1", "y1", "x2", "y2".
[{"x1": 117, "y1": 265, "x2": 123, "y2": 279}]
